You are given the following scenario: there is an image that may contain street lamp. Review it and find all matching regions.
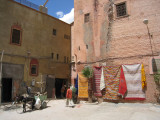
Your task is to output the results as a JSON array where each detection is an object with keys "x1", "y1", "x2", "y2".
[
  {"x1": 143, "y1": 19, "x2": 157, "y2": 73},
  {"x1": 143, "y1": 19, "x2": 153, "y2": 56}
]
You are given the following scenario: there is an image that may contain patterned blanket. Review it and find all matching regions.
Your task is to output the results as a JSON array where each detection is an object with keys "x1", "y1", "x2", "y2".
[
  {"x1": 78, "y1": 73, "x2": 88, "y2": 98},
  {"x1": 103, "y1": 66, "x2": 121, "y2": 100},
  {"x1": 93, "y1": 67, "x2": 102, "y2": 97},
  {"x1": 122, "y1": 64, "x2": 145, "y2": 100}
]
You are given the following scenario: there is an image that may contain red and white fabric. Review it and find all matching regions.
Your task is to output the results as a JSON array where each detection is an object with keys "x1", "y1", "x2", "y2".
[
  {"x1": 93, "y1": 66, "x2": 102, "y2": 97},
  {"x1": 122, "y1": 64, "x2": 145, "y2": 100}
]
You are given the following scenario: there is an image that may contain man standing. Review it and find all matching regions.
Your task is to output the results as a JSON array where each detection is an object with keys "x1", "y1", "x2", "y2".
[{"x1": 66, "y1": 86, "x2": 74, "y2": 107}]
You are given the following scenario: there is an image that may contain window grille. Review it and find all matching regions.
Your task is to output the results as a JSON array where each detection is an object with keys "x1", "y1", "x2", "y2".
[
  {"x1": 84, "y1": 13, "x2": 90, "y2": 23},
  {"x1": 116, "y1": 2, "x2": 127, "y2": 17}
]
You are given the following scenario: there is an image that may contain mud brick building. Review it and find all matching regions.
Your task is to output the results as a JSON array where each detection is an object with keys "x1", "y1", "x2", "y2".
[
  {"x1": 71, "y1": 0, "x2": 160, "y2": 103},
  {"x1": 0, "y1": 0, "x2": 71, "y2": 103}
]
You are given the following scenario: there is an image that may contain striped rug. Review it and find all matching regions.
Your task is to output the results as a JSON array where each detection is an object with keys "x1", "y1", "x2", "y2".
[{"x1": 93, "y1": 66, "x2": 102, "y2": 97}]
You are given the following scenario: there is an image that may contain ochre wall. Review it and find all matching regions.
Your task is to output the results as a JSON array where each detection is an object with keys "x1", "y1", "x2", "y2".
[{"x1": 0, "y1": 0, "x2": 71, "y2": 97}]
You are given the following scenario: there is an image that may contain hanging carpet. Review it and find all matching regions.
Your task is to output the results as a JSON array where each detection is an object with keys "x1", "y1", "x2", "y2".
[
  {"x1": 119, "y1": 67, "x2": 127, "y2": 97},
  {"x1": 78, "y1": 73, "x2": 88, "y2": 98},
  {"x1": 75, "y1": 74, "x2": 78, "y2": 95},
  {"x1": 93, "y1": 66, "x2": 103, "y2": 97},
  {"x1": 122, "y1": 64, "x2": 145, "y2": 100},
  {"x1": 103, "y1": 66, "x2": 121, "y2": 100}
]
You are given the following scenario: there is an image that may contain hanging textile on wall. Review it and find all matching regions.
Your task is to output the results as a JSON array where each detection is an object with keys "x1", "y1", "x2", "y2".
[
  {"x1": 78, "y1": 73, "x2": 88, "y2": 98},
  {"x1": 75, "y1": 74, "x2": 78, "y2": 95},
  {"x1": 93, "y1": 66, "x2": 102, "y2": 97},
  {"x1": 141, "y1": 64, "x2": 147, "y2": 90},
  {"x1": 122, "y1": 64, "x2": 145, "y2": 100},
  {"x1": 100, "y1": 67, "x2": 105, "y2": 90},
  {"x1": 103, "y1": 66, "x2": 121, "y2": 100},
  {"x1": 119, "y1": 67, "x2": 127, "y2": 97}
]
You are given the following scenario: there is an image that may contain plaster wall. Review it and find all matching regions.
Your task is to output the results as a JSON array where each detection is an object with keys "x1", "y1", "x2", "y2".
[
  {"x1": 0, "y1": 0, "x2": 71, "y2": 98},
  {"x1": 73, "y1": 0, "x2": 160, "y2": 102}
]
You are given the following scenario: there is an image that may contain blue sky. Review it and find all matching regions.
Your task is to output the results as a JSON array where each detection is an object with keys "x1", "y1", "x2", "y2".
[{"x1": 27, "y1": 0, "x2": 74, "y2": 24}]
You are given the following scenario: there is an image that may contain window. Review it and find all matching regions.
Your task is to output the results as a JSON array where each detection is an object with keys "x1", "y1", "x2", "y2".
[
  {"x1": 30, "y1": 59, "x2": 38, "y2": 76},
  {"x1": 86, "y1": 45, "x2": 88, "y2": 49},
  {"x1": 116, "y1": 2, "x2": 127, "y2": 17},
  {"x1": 78, "y1": 46, "x2": 80, "y2": 51},
  {"x1": 64, "y1": 56, "x2": 66, "y2": 63},
  {"x1": 64, "y1": 34, "x2": 70, "y2": 39},
  {"x1": 31, "y1": 65, "x2": 37, "y2": 75},
  {"x1": 149, "y1": 57, "x2": 160, "y2": 74},
  {"x1": 10, "y1": 25, "x2": 22, "y2": 45},
  {"x1": 57, "y1": 54, "x2": 59, "y2": 60},
  {"x1": 84, "y1": 13, "x2": 90, "y2": 23},
  {"x1": 53, "y1": 29, "x2": 56, "y2": 35}
]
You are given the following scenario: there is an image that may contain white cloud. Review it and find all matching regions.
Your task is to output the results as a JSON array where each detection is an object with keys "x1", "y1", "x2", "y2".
[
  {"x1": 56, "y1": 11, "x2": 64, "y2": 18},
  {"x1": 59, "y1": 8, "x2": 74, "y2": 24}
]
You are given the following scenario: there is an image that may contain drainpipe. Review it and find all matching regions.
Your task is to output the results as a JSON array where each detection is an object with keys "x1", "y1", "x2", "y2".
[{"x1": 0, "y1": 50, "x2": 4, "y2": 106}]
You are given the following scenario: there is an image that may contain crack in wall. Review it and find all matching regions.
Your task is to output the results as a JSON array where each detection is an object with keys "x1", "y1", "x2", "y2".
[
  {"x1": 106, "y1": 0, "x2": 114, "y2": 52},
  {"x1": 94, "y1": 0, "x2": 99, "y2": 12}
]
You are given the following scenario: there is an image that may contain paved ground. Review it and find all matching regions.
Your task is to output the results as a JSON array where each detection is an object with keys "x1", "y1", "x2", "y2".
[{"x1": 0, "y1": 99, "x2": 160, "y2": 120}]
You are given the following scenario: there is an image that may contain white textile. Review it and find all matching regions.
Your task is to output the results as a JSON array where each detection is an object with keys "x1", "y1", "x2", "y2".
[
  {"x1": 100, "y1": 67, "x2": 105, "y2": 90},
  {"x1": 122, "y1": 64, "x2": 145, "y2": 99}
]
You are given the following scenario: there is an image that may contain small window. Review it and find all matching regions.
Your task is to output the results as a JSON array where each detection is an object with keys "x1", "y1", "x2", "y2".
[
  {"x1": 10, "y1": 25, "x2": 22, "y2": 45},
  {"x1": 79, "y1": 46, "x2": 80, "y2": 51},
  {"x1": 57, "y1": 54, "x2": 59, "y2": 60},
  {"x1": 116, "y1": 2, "x2": 127, "y2": 17},
  {"x1": 84, "y1": 13, "x2": 90, "y2": 23},
  {"x1": 31, "y1": 65, "x2": 37, "y2": 75},
  {"x1": 150, "y1": 57, "x2": 160, "y2": 74},
  {"x1": 86, "y1": 45, "x2": 88, "y2": 49},
  {"x1": 53, "y1": 29, "x2": 56, "y2": 35},
  {"x1": 64, "y1": 34, "x2": 70, "y2": 39},
  {"x1": 30, "y1": 59, "x2": 38, "y2": 76},
  {"x1": 64, "y1": 56, "x2": 66, "y2": 63}
]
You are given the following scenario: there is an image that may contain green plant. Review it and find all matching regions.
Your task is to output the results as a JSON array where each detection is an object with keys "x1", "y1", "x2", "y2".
[
  {"x1": 154, "y1": 71, "x2": 160, "y2": 103},
  {"x1": 82, "y1": 67, "x2": 93, "y2": 79},
  {"x1": 154, "y1": 70, "x2": 160, "y2": 85},
  {"x1": 154, "y1": 74, "x2": 160, "y2": 83}
]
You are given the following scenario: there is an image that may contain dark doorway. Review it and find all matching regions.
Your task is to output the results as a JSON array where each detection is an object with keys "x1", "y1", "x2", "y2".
[
  {"x1": 2, "y1": 78, "x2": 12, "y2": 102},
  {"x1": 55, "y1": 79, "x2": 66, "y2": 99},
  {"x1": 46, "y1": 76, "x2": 55, "y2": 98}
]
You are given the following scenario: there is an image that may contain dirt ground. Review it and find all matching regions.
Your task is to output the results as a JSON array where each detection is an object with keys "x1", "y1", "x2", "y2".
[{"x1": 0, "y1": 99, "x2": 160, "y2": 120}]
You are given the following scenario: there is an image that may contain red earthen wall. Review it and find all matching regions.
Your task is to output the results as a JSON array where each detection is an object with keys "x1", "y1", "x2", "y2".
[{"x1": 72, "y1": 0, "x2": 160, "y2": 103}]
